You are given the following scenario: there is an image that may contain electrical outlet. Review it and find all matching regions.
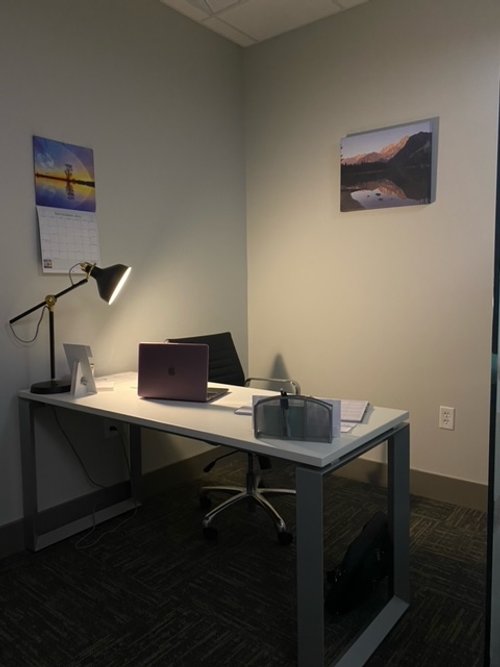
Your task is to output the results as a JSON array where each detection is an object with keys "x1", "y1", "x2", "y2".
[
  {"x1": 103, "y1": 419, "x2": 120, "y2": 439},
  {"x1": 439, "y1": 406, "x2": 455, "y2": 430}
]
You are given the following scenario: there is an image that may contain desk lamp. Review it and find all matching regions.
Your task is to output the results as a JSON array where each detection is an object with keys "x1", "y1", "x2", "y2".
[{"x1": 9, "y1": 262, "x2": 131, "y2": 394}]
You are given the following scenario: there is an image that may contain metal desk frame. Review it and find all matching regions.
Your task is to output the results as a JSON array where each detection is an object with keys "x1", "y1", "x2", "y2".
[
  {"x1": 296, "y1": 422, "x2": 410, "y2": 666},
  {"x1": 18, "y1": 377, "x2": 409, "y2": 666}
]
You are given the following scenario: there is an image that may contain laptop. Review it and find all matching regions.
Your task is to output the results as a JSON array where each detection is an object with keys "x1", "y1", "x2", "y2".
[{"x1": 137, "y1": 342, "x2": 229, "y2": 402}]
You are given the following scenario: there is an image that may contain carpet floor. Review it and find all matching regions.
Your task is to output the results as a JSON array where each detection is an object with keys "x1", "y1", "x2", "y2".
[{"x1": 0, "y1": 458, "x2": 486, "y2": 666}]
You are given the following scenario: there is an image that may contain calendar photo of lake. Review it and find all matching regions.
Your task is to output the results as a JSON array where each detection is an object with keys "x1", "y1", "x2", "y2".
[
  {"x1": 33, "y1": 135, "x2": 96, "y2": 212},
  {"x1": 340, "y1": 119, "x2": 437, "y2": 212}
]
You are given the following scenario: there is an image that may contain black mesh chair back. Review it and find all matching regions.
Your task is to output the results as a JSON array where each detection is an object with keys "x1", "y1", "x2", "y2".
[{"x1": 169, "y1": 332, "x2": 245, "y2": 387}]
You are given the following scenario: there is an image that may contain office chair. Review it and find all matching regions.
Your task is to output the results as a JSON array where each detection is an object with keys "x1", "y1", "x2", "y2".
[{"x1": 169, "y1": 331, "x2": 299, "y2": 545}]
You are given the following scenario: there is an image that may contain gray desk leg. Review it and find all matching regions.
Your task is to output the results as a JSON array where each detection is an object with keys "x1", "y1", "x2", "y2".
[
  {"x1": 19, "y1": 403, "x2": 143, "y2": 551},
  {"x1": 296, "y1": 424, "x2": 410, "y2": 667},
  {"x1": 19, "y1": 398, "x2": 39, "y2": 551},
  {"x1": 388, "y1": 423, "x2": 410, "y2": 602},
  {"x1": 129, "y1": 424, "x2": 142, "y2": 503},
  {"x1": 296, "y1": 465, "x2": 325, "y2": 667},
  {"x1": 334, "y1": 424, "x2": 410, "y2": 667}
]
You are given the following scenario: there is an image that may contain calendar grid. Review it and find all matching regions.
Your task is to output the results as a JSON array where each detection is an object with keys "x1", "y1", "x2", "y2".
[{"x1": 37, "y1": 206, "x2": 101, "y2": 273}]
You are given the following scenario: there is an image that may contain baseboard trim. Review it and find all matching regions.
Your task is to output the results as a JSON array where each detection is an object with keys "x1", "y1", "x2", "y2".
[
  {"x1": 335, "y1": 458, "x2": 487, "y2": 511},
  {"x1": 0, "y1": 448, "x2": 487, "y2": 558}
]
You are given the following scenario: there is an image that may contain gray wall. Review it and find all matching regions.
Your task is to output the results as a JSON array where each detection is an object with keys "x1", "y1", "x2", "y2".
[
  {"x1": 0, "y1": 0, "x2": 247, "y2": 525},
  {"x1": 244, "y1": 0, "x2": 500, "y2": 487},
  {"x1": 2, "y1": 0, "x2": 500, "y2": 531}
]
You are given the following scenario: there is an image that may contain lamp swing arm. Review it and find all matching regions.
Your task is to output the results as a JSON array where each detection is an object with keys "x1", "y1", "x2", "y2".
[{"x1": 9, "y1": 276, "x2": 89, "y2": 325}]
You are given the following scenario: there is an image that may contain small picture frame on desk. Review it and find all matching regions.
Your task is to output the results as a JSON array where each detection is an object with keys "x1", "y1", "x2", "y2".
[{"x1": 63, "y1": 343, "x2": 97, "y2": 397}]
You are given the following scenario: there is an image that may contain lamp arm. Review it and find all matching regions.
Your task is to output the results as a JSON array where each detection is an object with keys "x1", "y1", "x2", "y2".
[
  {"x1": 9, "y1": 277, "x2": 88, "y2": 325},
  {"x1": 52, "y1": 276, "x2": 89, "y2": 301},
  {"x1": 9, "y1": 297, "x2": 52, "y2": 324}
]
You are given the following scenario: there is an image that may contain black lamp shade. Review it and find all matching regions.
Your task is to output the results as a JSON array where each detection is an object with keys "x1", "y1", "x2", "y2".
[{"x1": 88, "y1": 264, "x2": 131, "y2": 304}]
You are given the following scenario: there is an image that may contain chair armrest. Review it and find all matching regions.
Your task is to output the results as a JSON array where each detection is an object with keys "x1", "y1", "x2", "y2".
[{"x1": 245, "y1": 376, "x2": 301, "y2": 395}]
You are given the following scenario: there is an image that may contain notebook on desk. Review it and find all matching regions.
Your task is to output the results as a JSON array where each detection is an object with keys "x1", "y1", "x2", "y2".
[
  {"x1": 137, "y1": 342, "x2": 229, "y2": 402},
  {"x1": 341, "y1": 399, "x2": 369, "y2": 423}
]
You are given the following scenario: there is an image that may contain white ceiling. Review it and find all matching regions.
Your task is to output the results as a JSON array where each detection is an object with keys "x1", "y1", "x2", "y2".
[{"x1": 159, "y1": 0, "x2": 371, "y2": 47}]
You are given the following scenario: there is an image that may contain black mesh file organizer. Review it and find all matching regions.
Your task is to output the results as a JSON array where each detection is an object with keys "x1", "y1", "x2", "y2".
[{"x1": 253, "y1": 394, "x2": 335, "y2": 443}]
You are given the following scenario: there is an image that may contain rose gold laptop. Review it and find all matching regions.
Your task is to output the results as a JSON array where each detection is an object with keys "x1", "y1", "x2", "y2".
[{"x1": 137, "y1": 342, "x2": 229, "y2": 402}]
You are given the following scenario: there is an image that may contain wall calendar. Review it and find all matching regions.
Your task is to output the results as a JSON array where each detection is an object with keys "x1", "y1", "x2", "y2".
[{"x1": 33, "y1": 135, "x2": 101, "y2": 273}]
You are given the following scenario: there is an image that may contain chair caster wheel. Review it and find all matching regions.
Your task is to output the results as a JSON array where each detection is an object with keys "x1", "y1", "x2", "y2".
[
  {"x1": 278, "y1": 531, "x2": 293, "y2": 546},
  {"x1": 203, "y1": 526, "x2": 218, "y2": 540},
  {"x1": 199, "y1": 494, "x2": 212, "y2": 510}
]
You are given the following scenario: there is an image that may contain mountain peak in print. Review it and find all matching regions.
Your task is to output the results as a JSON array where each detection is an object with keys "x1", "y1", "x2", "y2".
[
  {"x1": 341, "y1": 132, "x2": 431, "y2": 170},
  {"x1": 342, "y1": 135, "x2": 410, "y2": 166}
]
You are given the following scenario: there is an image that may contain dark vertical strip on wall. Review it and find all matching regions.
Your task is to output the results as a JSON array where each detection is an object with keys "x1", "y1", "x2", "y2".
[{"x1": 485, "y1": 85, "x2": 500, "y2": 667}]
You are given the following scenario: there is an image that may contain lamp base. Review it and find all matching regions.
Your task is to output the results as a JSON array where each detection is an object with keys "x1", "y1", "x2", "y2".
[{"x1": 30, "y1": 379, "x2": 71, "y2": 394}]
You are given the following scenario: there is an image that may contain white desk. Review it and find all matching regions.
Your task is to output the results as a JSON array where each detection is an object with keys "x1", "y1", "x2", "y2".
[{"x1": 18, "y1": 371, "x2": 410, "y2": 667}]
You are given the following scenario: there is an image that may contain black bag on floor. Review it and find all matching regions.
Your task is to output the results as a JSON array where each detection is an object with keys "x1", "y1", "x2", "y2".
[{"x1": 325, "y1": 511, "x2": 392, "y2": 615}]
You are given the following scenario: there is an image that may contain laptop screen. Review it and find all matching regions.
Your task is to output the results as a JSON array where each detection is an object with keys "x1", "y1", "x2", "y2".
[{"x1": 137, "y1": 342, "x2": 228, "y2": 402}]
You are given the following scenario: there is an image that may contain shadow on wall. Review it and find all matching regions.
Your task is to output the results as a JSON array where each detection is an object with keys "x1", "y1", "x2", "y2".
[{"x1": 269, "y1": 353, "x2": 300, "y2": 391}]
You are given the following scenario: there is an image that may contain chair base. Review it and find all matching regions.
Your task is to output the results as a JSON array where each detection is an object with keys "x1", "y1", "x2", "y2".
[{"x1": 200, "y1": 454, "x2": 295, "y2": 543}]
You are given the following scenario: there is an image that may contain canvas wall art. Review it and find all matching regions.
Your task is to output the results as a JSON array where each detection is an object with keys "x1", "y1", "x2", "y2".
[{"x1": 340, "y1": 118, "x2": 437, "y2": 212}]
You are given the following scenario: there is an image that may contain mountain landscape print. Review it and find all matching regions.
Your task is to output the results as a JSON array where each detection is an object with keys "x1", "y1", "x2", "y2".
[{"x1": 340, "y1": 119, "x2": 437, "y2": 212}]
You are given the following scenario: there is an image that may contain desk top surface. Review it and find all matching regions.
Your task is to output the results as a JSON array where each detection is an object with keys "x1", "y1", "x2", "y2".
[{"x1": 19, "y1": 372, "x2": 409, "y2": 468}]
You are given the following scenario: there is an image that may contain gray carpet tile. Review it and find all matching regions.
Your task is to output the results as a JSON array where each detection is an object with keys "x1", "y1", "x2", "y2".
[{"x1": 0, "y1": 459, "x2": 486, "y2": 666}]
